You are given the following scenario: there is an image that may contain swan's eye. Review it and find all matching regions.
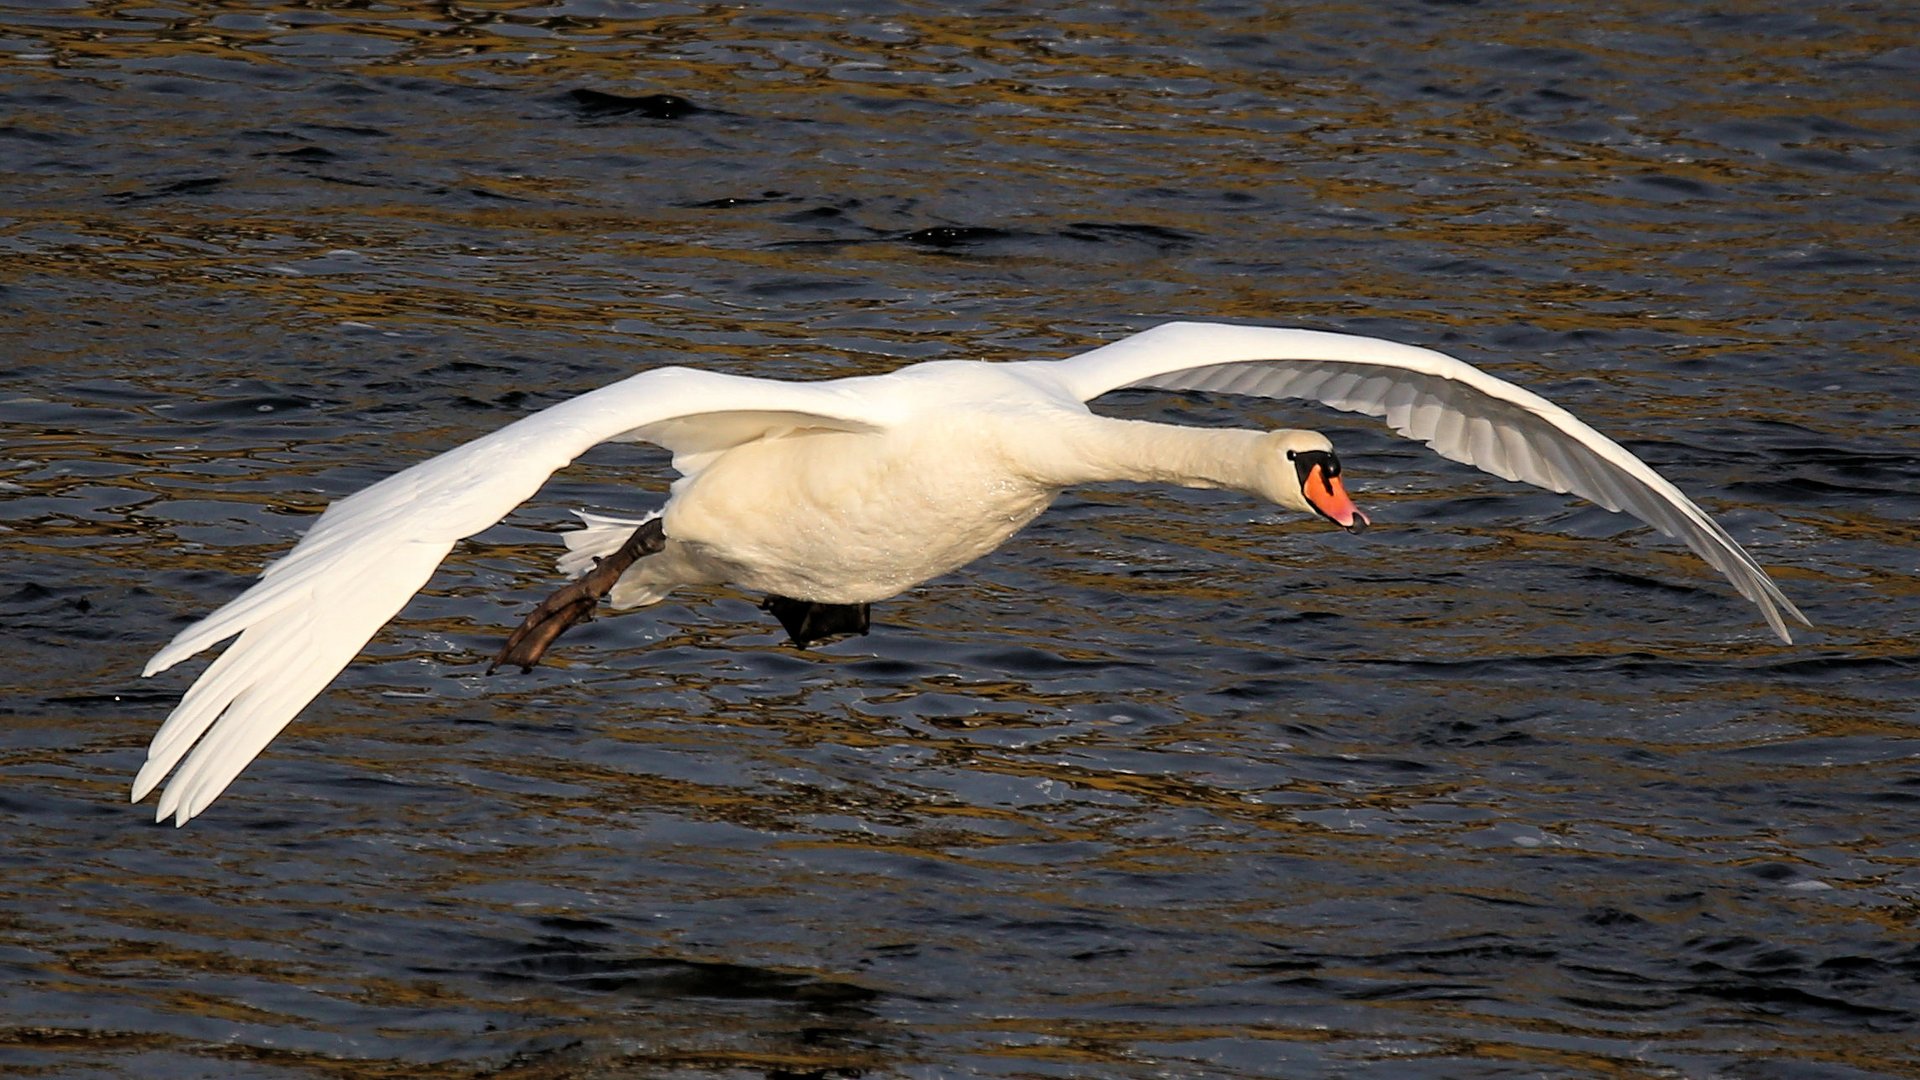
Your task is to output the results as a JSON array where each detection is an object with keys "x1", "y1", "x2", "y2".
[{"x1": 1285, "y1": 449, "x2": 1296, "y2": 461}]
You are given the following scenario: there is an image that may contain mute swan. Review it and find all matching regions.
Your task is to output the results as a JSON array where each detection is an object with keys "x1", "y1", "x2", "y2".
[{"x1": 135, "y1": 321, "x2": 1807, "y2": 824}]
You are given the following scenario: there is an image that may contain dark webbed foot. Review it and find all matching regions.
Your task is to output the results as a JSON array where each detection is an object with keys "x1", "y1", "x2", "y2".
[
  {"x1": 761, "y1": 595, "x2": 871, "y2": 648},
  {"x1": 489, "y1": 517, "x2": 666, "y2": 674}
]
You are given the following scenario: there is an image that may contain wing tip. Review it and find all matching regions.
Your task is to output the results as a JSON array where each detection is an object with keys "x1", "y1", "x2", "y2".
[
  {"x1": 152, "y1": 783, "x2": 207, "y2": 827},
  {"x1": 1785, "y1": 597, "x2": 1814, "y2": 630},
  {"x1": 1759, "y1": 592, "x2": 1811, "y2": 646},
  {"x1": 130, "y1": 756, "x2": 169, "y2": 804}
]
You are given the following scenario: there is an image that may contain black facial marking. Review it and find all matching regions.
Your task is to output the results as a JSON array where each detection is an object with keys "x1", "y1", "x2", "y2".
[{"x1": 1292, "y1": 449, "x2": 1341, "y2": 493}]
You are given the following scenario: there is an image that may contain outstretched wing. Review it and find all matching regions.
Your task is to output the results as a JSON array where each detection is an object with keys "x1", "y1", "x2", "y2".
[
  {"x1": 1036, "y1": 321, "x2": 1807, "y2": 643},
  {"x1": 138, "y1": 366, "x2": 895, "y2": 825}
]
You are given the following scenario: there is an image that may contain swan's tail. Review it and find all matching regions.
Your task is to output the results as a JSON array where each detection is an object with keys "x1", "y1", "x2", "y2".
[{"x1": 559, "y1": 510, "x2": 673, "y2": 608}]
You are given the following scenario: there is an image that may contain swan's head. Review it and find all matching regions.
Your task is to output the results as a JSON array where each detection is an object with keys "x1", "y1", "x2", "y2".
[{"x1": 1259, "y1": 431, "x2": 1370, "y2": 534}]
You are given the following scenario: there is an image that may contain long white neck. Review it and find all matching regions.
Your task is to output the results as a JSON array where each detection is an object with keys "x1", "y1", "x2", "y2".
[{"x1": 1017, "y1": 414, "x2": 1279, "y2": 499}]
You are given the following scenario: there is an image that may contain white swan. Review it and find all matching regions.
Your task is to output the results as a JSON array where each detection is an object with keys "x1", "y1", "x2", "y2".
[{"x1": 135, "y1": 321, "x2": 1807, "y2": 824}]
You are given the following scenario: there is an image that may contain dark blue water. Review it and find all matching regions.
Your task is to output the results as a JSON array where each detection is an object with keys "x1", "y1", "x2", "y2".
[{"x1": 4, "y1": 2, "x2": 1918, "y2": 1076}]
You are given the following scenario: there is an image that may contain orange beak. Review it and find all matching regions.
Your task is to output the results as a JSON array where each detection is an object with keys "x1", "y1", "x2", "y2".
[{"x1": 1304, "y1": 464, "x2": 1369, "y2": 533}]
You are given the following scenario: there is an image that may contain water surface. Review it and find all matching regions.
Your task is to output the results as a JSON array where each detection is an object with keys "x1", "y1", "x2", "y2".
[{"x1": 3, "y1": 2, "x2": 1918, "y2": 1077}]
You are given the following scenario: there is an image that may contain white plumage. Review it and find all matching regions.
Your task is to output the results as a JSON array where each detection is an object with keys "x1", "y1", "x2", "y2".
[{"x1": 136, "y1": 322, "x2": 1807, "y2": 824}]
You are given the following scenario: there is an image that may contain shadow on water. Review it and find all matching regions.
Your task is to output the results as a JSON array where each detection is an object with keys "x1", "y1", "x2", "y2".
[
  {"x1": 413, "y1": 918, "x2": 894, "y2": 1077},
  {"x1": 3, "y1": 1, "x2": 1919, "y2": 1077}
]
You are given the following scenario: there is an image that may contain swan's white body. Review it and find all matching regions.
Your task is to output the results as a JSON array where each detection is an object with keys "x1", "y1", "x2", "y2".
[{"x1": 137, "y1": 322, "x2": 1807, "y2": 824}]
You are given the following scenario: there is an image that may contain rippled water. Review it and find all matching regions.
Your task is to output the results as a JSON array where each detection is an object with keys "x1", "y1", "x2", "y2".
[{"x1": 4, "y1": 2, "x2": 1918, "y2": 1076}]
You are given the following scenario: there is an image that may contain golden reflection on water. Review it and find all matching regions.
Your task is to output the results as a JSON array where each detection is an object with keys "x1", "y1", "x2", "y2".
[
  {"x1": 7, "y1": 0, "x2": 1908, "y2": 369},
  {"x1": 3, "y1": 1, "x2": 1916, "y2": 1077}
]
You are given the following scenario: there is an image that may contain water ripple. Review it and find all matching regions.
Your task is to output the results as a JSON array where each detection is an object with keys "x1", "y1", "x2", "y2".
[{"x1": 3, "y1": 0, "x2": 1917, "y2": 1077}]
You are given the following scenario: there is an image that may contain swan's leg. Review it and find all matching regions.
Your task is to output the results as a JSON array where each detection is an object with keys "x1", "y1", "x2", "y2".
[
  {"x1": 760, "y1": 596, "x2": 871, "y2": 648},
  {"x1": 489, "y1": 517, "x2": 667, "y2": 673}
]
